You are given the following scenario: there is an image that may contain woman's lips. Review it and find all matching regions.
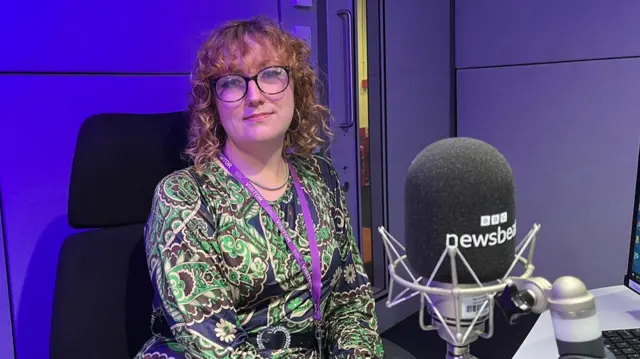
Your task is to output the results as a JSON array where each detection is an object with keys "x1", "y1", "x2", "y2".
[{"x1": 244, "y1": 113, "x2": 273, "y2": 121}]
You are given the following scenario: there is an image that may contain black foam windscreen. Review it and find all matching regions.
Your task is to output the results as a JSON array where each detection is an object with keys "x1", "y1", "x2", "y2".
[{"x1": 405, "y1": 137, "x2": 516, "y2": 284}]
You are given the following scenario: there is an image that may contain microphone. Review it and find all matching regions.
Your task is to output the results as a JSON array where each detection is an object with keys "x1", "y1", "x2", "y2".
[
  {"x1": 377, "y1": 137, "x2": 614, "y2": 359},
  {"x1": 405, "y1": 137, "x2": 516, "y2": 284}
]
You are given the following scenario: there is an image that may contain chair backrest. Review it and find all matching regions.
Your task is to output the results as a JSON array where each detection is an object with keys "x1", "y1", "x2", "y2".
[{"x1": 50, "y1": 111, "x2": 190, "y2": 359}]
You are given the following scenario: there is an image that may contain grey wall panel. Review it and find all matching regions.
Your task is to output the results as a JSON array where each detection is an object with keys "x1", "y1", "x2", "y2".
[
  {"x1": 456, "y1": 0, "x2": 640, "y2": 68},
  {"x1": 378, "y1": 0, "x2": 453, "y2": 332},
  {"x1": 457, "y1": 59, "x2": 640, "y2": 289}
]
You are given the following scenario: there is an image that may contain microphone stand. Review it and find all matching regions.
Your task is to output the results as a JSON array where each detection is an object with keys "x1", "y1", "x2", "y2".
[
  {"x1": 378, "y1": 225, "x2": 541, "y2": 359},
  {"x1": 447, "y1": 344, "x2": 478, "y2": 359},
  {"x1": 378, "y1": 225, "x2": 615, "y2": 359}
]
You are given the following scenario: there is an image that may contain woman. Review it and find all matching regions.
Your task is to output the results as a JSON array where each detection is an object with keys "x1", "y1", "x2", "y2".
[{"x1": 135, "y1": 16, "x2": 384, "y2": 359}]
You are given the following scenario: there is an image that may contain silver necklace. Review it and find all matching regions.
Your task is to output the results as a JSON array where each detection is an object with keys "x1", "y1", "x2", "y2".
[{"x1": 248, "y1": 162, "x2": 290, "y2": 191}]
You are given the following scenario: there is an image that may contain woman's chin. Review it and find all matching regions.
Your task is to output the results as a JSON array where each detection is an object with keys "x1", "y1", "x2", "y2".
[{"x1": 240, "y1": 131, "x2": 287, "y2": 146}]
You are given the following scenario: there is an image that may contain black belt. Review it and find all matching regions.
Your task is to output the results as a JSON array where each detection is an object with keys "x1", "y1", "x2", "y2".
[{"x1": 246, "y1": 326, "x2": 317, "y2": 351}]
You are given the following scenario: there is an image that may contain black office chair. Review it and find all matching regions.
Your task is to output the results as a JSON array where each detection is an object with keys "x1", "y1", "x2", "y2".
[{"x1": 50, "y1": 111, "x2": 190, "y2": 359}]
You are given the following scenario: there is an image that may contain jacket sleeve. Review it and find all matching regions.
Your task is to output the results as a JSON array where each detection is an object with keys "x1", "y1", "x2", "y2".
[
  {"x1": 322, "y1": 164, "x2": 385, "y2": 359},
  {"x1": 145, "y1": 171, "x2": 262, "y2": 359}
]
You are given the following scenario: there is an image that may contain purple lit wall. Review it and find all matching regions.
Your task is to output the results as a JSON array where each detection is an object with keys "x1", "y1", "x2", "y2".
[
  {"x1": 0, "y1": 1, "x2": 302, "y2": 358},
  {"x1": 455, "y1": 0, "x2": 640, "y2": 289},
  {"x1": 0, "y1": 202, "x2": 14, "y2": 359}
]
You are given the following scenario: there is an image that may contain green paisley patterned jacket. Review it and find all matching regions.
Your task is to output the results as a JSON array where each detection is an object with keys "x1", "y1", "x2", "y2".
[{"x1": 135, "y1": 154, "x2": 384, "y2": 358}]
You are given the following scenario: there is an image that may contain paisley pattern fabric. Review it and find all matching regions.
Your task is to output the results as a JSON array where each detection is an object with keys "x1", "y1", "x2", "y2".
[{"x1": 134, "y1": 154, "x2": 384, "y2": 359}]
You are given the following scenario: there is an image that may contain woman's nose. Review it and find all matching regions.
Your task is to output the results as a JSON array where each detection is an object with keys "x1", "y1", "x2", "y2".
[{"x1": 245, "y1": 80, "x2": 265, "y2": 105}]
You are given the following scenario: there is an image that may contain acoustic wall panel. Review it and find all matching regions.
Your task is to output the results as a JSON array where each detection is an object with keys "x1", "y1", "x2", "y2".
[
  {"x1": 0, "y1": 0, "x2": 278, "y2": 73},
  {"x1": 0, "y1": 74, "x2": 191, "y2": 359},
  {"x1": 379, "y1": 0, "x2": 453, "y2": 331},
  {"x1": 0, "y1": 196, "x2": 15, "y2": 359},
  {"x1": 456, "y1": 0, "x2": 640, "y2": 68},
  {"x1": 457, "y1": 59, "x2": 640, "y2": 289}
]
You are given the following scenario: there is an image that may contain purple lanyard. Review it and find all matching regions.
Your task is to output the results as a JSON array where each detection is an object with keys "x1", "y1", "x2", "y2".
[{"x1": 217, "y1": 153, "x2": 323, "y2": 327}]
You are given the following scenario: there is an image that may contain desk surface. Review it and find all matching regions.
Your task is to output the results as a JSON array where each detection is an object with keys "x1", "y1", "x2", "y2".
[{"x1": 513, "y1": 285, "x2": 640, "y2": 359}]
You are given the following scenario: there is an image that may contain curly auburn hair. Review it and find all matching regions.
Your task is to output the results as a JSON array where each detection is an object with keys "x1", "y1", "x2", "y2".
[{"x1": 185, "y1": 16, "x2": 333, "y2": 171}]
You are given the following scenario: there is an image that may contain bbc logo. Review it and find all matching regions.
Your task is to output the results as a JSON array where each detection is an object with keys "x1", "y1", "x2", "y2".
[{"x1": 481, "y1": 212, "x2": 508, "y2": 227}]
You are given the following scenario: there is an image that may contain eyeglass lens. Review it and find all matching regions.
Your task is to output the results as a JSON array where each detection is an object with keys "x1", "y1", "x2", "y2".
[{"x1": 215, "y1": 66, "x2": 289, "y2": 102}]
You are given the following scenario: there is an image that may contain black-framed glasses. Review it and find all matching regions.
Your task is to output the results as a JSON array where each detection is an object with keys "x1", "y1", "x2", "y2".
[{"x1": 211, "y1": 66, "x2": 291, "y2": 103}]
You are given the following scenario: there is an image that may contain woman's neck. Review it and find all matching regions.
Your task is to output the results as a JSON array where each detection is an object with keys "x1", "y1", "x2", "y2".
[{"x1": 222, "y1": 140, "x2": 287, "y2": 184}]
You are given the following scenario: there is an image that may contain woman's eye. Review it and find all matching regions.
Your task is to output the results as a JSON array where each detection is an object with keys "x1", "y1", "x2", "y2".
[
  {"x1": 262, "y1": 69, "x2": 282, "y2": 78},
  {"x1": 220, "y1": 77, "x2": 242, "y2": 88}
]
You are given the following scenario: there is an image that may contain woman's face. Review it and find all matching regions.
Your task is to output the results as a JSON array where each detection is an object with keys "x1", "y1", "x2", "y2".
[{"x1": 213, "y1": 42, "x2": 295, "y2": 150}]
